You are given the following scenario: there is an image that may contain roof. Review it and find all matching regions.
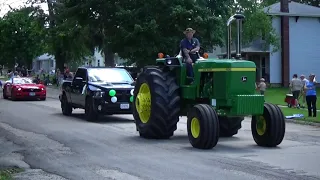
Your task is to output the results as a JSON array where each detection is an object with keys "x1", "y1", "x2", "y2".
[
  {"x1": 218, "y1": 40, "x2": 270, "y2": 56},
  {"x1": 34, "y1": 53, "x2": 55, "y2": 61},
  {"x1": 263, "y1": 1, "x2": 320, "y2": 17}
]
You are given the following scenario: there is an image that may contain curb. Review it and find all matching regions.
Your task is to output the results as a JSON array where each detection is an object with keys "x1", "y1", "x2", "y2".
[{"x1": 285, "y1": 118, "x2": 320, "y2": 127}]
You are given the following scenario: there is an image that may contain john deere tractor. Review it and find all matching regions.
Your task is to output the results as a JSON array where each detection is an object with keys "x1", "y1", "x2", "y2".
[{"x1": 133, "y1": 14, "x2": 285, "y2": 149}]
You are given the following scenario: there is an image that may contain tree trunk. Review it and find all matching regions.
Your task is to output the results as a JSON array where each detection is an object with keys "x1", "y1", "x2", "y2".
[
  {"x1": 55, "y1": 47, "x2": 66, "y2": 72},
  {"x1": 104, "y1": 46, "x2": 115, "y2": 67}
]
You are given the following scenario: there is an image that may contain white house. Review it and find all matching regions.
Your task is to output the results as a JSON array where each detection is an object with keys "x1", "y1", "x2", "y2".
[
  {"x1": 266, "y1": 1, "x2": 320, "y2": 86},
  {"x1": 218, "y1": 1, "x2": 320, "y2": 86}
]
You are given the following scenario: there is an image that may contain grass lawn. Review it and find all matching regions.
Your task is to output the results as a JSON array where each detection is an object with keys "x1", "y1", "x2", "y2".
[
  {"x1": 261, "y1": 87, "x2": 320, "y2": 122},
  {"x1": 280, "y1": 107, "x2": 320, "y2": 122},
  {"x1": 0, "y1": 168, "x2": 23, "y2": 180},
  {"x1": 264, "y1": 87, "x2": 320, "y2": 109},
  {"x1": 0, "y1": 171, "x2": 11, "y2": 180}
]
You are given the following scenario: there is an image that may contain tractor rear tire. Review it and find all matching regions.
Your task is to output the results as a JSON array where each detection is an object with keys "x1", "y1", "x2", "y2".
[
  {"x1": 251, "y1": 103, "x2": 285, "y2": 147},
  {"x1": 133, "y1": 68, "x2": 180, "y2": 139},
  {"x1": 187, "y1": 104, "x2": 220, "y2": 149},
  {"x1": 219, "y1": 116, "x2": 244, "y2": 137}
]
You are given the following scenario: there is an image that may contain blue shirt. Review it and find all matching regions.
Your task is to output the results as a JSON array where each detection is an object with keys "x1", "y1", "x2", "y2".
[
  {"x1": 305, "y1": 81, "x2": 317, "y2": 96},
  {"x1": 180, "y1": 38, "x2": 200, "y2": 58}
]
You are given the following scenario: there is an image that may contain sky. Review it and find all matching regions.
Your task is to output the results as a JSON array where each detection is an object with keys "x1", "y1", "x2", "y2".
[{"x1": 0, "y1": 0, "x2": 48, "y2": 17}]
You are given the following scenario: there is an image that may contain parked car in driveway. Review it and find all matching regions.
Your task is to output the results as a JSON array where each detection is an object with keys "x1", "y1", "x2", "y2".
[
  {"x1": 59, "y1": 67, "x2": 135, "y2": 122},
  {"x1": 2, "y1": 77, "x2": 46, "y2": 101}
]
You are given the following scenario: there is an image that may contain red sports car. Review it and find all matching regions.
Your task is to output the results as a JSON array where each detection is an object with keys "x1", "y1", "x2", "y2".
[{"x1": 2, "y1": 77, "x2": 46, "y2": 101}]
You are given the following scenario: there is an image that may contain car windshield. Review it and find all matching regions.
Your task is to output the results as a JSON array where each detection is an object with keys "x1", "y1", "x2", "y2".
[
  {"x1": 12, "y1": 78, "x2": 33, "y2": 84},
  {"x1": 87, "y1": 68, "x2": 133, "y2": 83}
]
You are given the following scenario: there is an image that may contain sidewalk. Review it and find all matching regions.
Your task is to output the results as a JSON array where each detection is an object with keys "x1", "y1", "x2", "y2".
[{"x1": 278, "y1": 105, "x2": 320, "y2": 112}]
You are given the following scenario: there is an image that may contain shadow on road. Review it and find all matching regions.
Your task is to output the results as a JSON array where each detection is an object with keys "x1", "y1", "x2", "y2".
[
  {"x1": 52, "y1": 112, "x2": 133, "y2": 124},
  {"x1": 122, "y1": 134, "x2": 280, "y2": 153}
]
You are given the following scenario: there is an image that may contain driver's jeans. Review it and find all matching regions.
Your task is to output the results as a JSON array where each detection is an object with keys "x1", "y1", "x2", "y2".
[{"x1": 186, "y1": 53, "x2": 198, "y2": 78}]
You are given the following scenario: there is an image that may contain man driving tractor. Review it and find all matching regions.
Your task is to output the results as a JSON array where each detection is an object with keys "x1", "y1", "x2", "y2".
[{"x1": 180, "y1": 28, "x2": 200, "y2": 82}]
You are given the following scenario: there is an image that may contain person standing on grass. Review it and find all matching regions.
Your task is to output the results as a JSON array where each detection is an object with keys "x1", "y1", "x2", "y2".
[
  {"x1": 305, "y1": 74, "x2": 317, "y2": 117},
  {"x1": 300, "y1": 74, "x2": 309, "y2": 108},
  {"x1": 289, "y1": 74, "x2": 303, "y2": 108},
  {"x1": 257, "y1": 78, "x2": 266, "y2": 95}
]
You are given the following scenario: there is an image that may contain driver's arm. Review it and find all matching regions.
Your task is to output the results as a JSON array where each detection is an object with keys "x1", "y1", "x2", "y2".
[
  {"x1": 190, "y1": 38, "x2": 200, "y2": 53},
  {"x1": 180, "y1": 40, "x2": 190, "y2": 59},
  {"x1": 183, "y1": 48, "x2": 190, "y2": 59}
]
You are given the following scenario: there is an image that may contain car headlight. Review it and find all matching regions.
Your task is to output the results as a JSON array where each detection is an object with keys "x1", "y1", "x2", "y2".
[
  {"x1": 94, "y1": 91, "x2": 104, "y2": 97},
  {"x1": 41, "y1": 88, "x2": 45, "y2": 91},
  {"x1": 130, "y1": 89, "x2": 134, "y2": 95},
  {"x1": 17, "y1": 88, "x2": 21, "y2": 91}
]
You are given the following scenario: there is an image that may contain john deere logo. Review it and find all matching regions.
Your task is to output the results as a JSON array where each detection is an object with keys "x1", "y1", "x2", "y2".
[{"x1": 241, "y1": 76, "x2": 247, "y2": 82}]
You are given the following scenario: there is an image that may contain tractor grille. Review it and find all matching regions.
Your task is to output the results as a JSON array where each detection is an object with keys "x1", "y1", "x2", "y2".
[
  {"x1": 22, "y1": 88, "x2": 41, "y2": 92},
  {"x1": 230, "y1": 95, "x2": 264, "y2": 115}
]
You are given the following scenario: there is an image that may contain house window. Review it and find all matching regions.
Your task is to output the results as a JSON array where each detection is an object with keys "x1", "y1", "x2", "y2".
[{"x1": 50, "y1": 60, "x2": 54, "y2": 68}]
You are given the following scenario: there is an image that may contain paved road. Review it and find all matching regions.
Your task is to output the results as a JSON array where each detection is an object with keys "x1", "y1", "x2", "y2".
[{"x1": 0, "y1": 97, "x2": 320, "y2": 179}]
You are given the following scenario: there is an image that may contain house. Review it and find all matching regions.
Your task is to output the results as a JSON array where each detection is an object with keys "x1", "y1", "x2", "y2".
[
  {"x1": 218, "y1": 0, "x2": 320, "y2": 86},
  {"x1": 32, "y1": 53, "x2": 55, "y2": 73},
  {"x1": 33, "y1": 48, "x2": 124, "y2": 73},
  {"x1": 83, "y1": 48, "x2": 105, "y2": 67}
]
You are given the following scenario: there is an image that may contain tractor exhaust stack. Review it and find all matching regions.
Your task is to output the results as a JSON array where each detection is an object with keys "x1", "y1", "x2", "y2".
[{"x1": 226, "y1": 14, "x2": 245, "y2": 59}]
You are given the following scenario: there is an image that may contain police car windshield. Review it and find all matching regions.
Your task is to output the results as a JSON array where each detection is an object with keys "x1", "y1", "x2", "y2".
[{"x1": 87, "y1": 68, "x2": 133, "y2": 83}]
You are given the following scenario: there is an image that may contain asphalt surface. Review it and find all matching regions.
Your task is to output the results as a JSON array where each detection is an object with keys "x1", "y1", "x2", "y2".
[{"x1": 0, "y1": 89, "x2": 320, "y2": 180}]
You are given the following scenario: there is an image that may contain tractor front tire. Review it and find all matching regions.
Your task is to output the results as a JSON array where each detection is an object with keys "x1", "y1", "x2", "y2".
[
  {"x1": 219, "y1": 116, "x2": 244, "y2": 137},
  {"x1": 133, "y1": 68, "x2": 180, "y2": 139},
  {"x1": 187, "y1": 104, "x2": 220, "y2": 149},
  {"x1": 251, "y1": 103, "x2": 285, "y2": 147}
]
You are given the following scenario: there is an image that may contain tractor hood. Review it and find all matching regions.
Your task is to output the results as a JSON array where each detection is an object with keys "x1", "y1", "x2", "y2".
[{"x1": 195, "y1": 59, "x2": 256, "y2": 71}]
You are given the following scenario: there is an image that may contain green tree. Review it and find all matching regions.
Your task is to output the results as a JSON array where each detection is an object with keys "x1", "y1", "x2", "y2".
[
  {"x1": 294, "y1": 0, "x2": 320, "y2": 7},
  {"x1": 228, "y1": 0, "x2": 280, "y2": 52},
  {"x1": 0, "y1": 6, "x2": 47, "y2": 68},
  {"x1": 62, "y1": 0, "x2": 225, "y2": 67},
  {"x1": 45, "y1": 0, "x2": 93, "y2": 71}
]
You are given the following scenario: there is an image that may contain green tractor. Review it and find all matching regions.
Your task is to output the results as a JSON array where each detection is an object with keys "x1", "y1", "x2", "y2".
[{"x1": 132, "y1": 14, "x2": 285, "y2": 149}]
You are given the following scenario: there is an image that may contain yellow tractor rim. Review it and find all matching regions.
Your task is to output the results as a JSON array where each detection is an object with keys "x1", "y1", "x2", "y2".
[
  {"x1": 256, "y1": 116, "x2": 267, "y2": 136},
  {"x1": 135, "y1": 83, "x2": 151, "y2": 123},
  {"x1": 191, "y1": 117, "x2": 200, "y2": 138}
]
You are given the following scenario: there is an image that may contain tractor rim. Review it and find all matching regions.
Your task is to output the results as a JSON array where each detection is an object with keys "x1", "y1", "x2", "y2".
[
  {"x1": 136, "y1": 83, "x2": 151, "y2": 123},
  {"x1": 256, "y1": 116, "x2": 267, "y2": 136},
  {"x1": 191, "y1": 117, "x2": 200, "y2": 138}
]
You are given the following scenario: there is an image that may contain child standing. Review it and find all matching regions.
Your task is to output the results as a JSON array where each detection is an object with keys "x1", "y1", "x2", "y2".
[{"x1": 258, "y1": 78, "x2": 267, "y2": 95}]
